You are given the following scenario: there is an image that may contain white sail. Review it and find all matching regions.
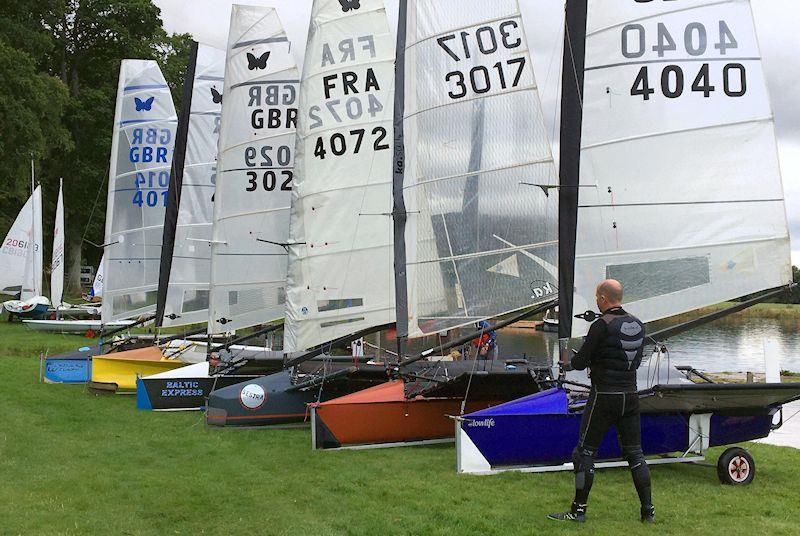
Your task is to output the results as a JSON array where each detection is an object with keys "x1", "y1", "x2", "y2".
[
  {"x1": 51, "y1": 179, "x2": 65, "y2": 307},
  {"x1": 572, "y1": 0, "x2": 792, "y2": 337},
  {"x1": 208, "y1": 6, "x2": 299, "y2": 334},
  {"x1": 20, "y1": 185, "x2": 43, "y2": 301},
  {"x1": 0, "y1": 188, "x2": 42, "y2": 297},
  {"x1": 398, "y1": 0, "x2": 559, "y2": 338},
  {"x1": 102, "y1": 60, "x2": 178, "y2": 323},
  {"x1": 93, "y1": 254, "x2": 105, "y2": 298},
  {"x1": 283, "y1": 0, "x2": 396, "y2": 352},
  {"x1": 161, "y1": 44, "x2": 226, "y2": 328}
]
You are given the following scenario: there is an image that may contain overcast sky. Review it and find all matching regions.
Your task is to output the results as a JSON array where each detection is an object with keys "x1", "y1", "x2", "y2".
[{"x1": 154, "y1": 0, "x2": 800, "y2": 266}]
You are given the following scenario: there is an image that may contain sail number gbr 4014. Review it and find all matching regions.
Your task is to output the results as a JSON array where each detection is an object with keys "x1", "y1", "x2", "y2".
[
  {"x1": 623, "y1": 20, "x2": 748, "y2": 100},
  {"x1": 438, "y1": 20, "x2": 526, "y2": 100}
]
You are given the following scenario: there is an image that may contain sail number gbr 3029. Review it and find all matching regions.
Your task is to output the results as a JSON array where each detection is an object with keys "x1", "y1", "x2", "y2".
[
  {"x1": 437, "y1": 20, "x2": 525, "y2": 100},
  {"x1": 623, "y1": 20, "x2": 747, "y2": 100}
]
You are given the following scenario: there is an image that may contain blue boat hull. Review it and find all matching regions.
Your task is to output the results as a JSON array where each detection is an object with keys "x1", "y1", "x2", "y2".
[
  {"x1": 45, "y1": 358, "x2": 92, "y2": 384},
  {"x1": 44, "y1": 345, "x2": 104, "y2": 384},
  {"x1": 458, "y1": 388, "x2": 775, "y2": 473}
]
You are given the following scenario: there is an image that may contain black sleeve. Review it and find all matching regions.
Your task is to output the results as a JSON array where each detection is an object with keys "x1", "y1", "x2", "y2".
[{"x1": 571, "y1": 320, "x2": 605, "y2": 371}]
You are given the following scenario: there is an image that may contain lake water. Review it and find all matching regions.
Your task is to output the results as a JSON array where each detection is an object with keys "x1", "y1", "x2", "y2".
[{"x1": 498, "y1": 315, "x2": 800, "y2": 373}]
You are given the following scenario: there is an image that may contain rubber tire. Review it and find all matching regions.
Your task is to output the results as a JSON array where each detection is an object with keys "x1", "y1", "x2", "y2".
[{"x1": 717, "y1": 447, "x2": 756, "y2": 485}]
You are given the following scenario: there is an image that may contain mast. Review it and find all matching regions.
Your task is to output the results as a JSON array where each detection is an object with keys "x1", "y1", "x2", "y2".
[
  {"x1": 156, "y1": 41, "x2": 198, "y2": 328},
  {"x1": 392, "y1": 0, "x2": 410, "y2": 358},
  {"x1": 557, "y1": 0, "x2": 588, "y2": 361}
]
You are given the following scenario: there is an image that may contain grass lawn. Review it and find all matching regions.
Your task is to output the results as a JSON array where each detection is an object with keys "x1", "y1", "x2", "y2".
[{"x1": 1, "y1": 321, "x2": 799, "y2": 535}]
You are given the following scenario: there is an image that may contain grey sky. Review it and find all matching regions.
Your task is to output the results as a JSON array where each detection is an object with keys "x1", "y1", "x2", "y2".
[{"x1": 154, "y1": 0, "x2": 800, "y2": 265}]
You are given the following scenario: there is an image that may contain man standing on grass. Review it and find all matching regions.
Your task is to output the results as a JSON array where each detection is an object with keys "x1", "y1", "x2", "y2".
[{"x1": 547, "y1": 279, "x2": 655, "y2": 524}]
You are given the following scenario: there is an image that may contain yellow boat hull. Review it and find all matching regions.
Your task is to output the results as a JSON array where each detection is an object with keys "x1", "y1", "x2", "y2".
[{"x1": 90, "y1": 347, "x2": 187, "y2": 392}]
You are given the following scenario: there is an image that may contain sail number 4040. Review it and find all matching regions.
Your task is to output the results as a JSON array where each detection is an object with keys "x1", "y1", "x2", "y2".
[
  {"x1": 631, "y1": 63, "x2": 746, "y2": 100},
  {"x1": 313, "y1": 127, "x2": 389, "y2": 160}
]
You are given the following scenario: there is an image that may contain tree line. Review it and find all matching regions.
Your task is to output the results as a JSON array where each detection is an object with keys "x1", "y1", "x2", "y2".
[
  {"x1": 0, "y1": 0, "x2": 189, "y2": 293},
  {"x1": 1, "y1": 1, "x2": 797, "y2": 305}
]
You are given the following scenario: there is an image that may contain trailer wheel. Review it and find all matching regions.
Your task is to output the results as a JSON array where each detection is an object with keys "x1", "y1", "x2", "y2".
[{"x1": 717, "y1": 447, "x2": 755, "y2": 485}]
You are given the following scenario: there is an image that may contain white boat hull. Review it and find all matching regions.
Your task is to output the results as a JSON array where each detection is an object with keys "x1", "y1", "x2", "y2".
[{"x1": 22, "y1": 319, "x2": 135, "y2": 334}]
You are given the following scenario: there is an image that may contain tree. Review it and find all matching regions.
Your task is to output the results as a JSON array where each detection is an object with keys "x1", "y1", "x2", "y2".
[{"x1": 0, "y1": 0, "x2": 190, "y2": 295}]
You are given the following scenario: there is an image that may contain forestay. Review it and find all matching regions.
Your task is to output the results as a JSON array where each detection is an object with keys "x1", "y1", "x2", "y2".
[
  {"x1": 208, "y1": 6, "x2": 299, "y2": 334},
  {"x1": 572, "y1": 0, "x2": 792, "y2": 337},
  {"x1": 160, "y1": 44, "x2": 226, "y2": 328},
  {"x1": 51, "y1": 179, "x2": 65, "y2": 307},
  {"x1": 0, "y1": 187, "x2": 42, "y2": 297},
  {"x1": 283, "y1": 0, "x2": 396, "y2": 352},
  {"x1": 102, "y1": 60, "x2": 177, "y2": 323},
  {"x1": 397, "y1": 0, "x2": 559, "y2": 338}
]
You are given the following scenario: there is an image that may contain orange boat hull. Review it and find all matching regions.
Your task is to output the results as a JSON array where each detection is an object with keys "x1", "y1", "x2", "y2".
[{"x1": 312, "y1": 381, "x2": 501, "y2": 449}]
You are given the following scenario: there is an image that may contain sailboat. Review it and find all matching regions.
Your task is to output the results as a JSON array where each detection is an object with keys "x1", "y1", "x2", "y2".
[
  {"x1": 137, "y1": 7, "x2": 304, "y2": 409},
  {"x1": 455, "y1": 0, "x2": 800, "y2": 482},
  {"x1": 23, "y1": 180, "x2": 117, "y2": 333},
  {"x1": 86, "y1": 59, "x2": 199, "y2": 392},
  {"x1": 203, "y1": 0, "x2": 427, "y2": 426},
  {"x1": 136, "y1": 40, "x2": 288, "y2": 409},
  {"x1": 310, "y1": 0, "x2": 563, "y2": 449},
  {"x1": 2, "y1": 163, "x2": 48, "y2": 319}
]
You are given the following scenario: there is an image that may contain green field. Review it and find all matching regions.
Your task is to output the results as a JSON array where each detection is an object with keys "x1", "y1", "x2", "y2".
[{"x1": 1, "y1": 321, "x2": 799, "y2": 535}]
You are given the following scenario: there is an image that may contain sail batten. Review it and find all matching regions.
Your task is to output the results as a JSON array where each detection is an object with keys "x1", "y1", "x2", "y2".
[{"x1": 207, "y1": 6, "x2": 299, "y2": 335}]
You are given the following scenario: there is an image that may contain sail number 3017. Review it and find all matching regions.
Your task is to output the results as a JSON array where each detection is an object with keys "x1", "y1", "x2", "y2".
[{"x1": 437, "y1": 21, "x2": 526, "y2": 100}]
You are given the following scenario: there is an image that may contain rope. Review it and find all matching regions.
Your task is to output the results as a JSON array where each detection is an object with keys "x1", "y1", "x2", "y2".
[{"x1": 81, "y1": 162, "x2": 110, "y2": 245}]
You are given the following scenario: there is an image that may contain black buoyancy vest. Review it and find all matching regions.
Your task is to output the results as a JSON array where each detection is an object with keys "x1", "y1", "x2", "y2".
[{"x1": 591, "y1": 309, "x2": 645, "y2": 391}]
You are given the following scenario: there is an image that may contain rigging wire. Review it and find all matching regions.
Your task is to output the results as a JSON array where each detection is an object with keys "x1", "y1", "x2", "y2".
[{"x1": 81, "y1": 162, "x2": 110, "y2": 246}]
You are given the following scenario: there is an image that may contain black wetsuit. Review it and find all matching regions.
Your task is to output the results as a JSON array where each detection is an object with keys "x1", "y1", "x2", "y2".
[{"x1": 569, "y1": 306, "x2": 652, "y2": 514}]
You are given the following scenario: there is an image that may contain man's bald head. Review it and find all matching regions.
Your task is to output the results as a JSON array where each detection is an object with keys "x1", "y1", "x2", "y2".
[{"x1": 595, "y1": 279, "x2": 623, "y2": 311}]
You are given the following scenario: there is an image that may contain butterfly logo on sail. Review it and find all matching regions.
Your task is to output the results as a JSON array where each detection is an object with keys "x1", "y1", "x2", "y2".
[
  {"x1": 339, "y1": 0, "x2": 361, "y2": 12},
  {"x1": 134, "y1": 96, "x2": 155, "y2": 111},
  {"x1": 210, "y1": 87, "x2": 223, "y2": 104},
  {"x1": 246, "y1": 52, "x2": 270, "y2": 70}
]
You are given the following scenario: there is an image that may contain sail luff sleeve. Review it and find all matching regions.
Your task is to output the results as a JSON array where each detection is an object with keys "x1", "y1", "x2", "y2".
[
  {"x1": 557, "y1": 0, "x2": 588, "y2": 340},
  {"x1": 392, "y1": 0, "x2": 410, "y2": 345},
  {"x1": 156, "y1": 41, "x2": 198, "y2": 328}
]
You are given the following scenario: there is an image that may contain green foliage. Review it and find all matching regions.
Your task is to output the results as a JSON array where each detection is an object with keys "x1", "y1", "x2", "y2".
[
  {"x1": 2, "y1": 321, "x2": 800, "y2": 535},
  {"x1": 0, "y1": 40, "x2": 71, "y2": 231},
  {"x1": 0, "y1": 0, "x2": 191, "y2": 287}
]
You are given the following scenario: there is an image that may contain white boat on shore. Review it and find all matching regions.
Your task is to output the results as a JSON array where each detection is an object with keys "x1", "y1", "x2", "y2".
[{"x1": 22, "y1": 318, "x2": 136, "y2": 334}]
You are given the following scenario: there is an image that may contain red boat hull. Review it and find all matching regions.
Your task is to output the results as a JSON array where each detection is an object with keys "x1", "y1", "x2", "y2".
[{"x1": 312, "y1": 381, "x2": 502, "y2": 449}]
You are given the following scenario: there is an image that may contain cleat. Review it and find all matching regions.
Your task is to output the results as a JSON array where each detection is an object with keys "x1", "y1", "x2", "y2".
[{"x1": 641, "y1": 505, "x2": 655, "y2": 523}]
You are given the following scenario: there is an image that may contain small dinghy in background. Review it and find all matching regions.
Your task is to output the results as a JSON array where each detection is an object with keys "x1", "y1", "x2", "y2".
[{"x1": 2, "y1": 176, "x2": 48, "y2": 319}]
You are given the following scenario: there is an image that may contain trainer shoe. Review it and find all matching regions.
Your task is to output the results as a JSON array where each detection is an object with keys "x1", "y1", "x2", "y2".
[
  {"x1": 547, "y1": 503, "x2": 586, "y2": 523},
  {"x1": 641, "y1": 505, "x2": 655, "y2": 523}
]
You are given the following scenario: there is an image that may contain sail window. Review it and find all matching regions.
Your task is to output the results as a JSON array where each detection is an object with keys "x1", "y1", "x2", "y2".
[
  {"x1": 317, "y1": 299, "x2": 364, "y2": 312},
  {"x1": 229, "y1": 288, "x2": 267, "y2": 316},
  {"x1": 321, "y1": 317, "x2": 365, "y2": 329},
  {"x1": 606, "y1": 256, "x2": 710, "y2": 303},
  {"x1": 112, "y1": 291, "x2": 157, "y2": 312},
  {"x1": 182, "y1": 290, "x2": 209, "y2": 313}
]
